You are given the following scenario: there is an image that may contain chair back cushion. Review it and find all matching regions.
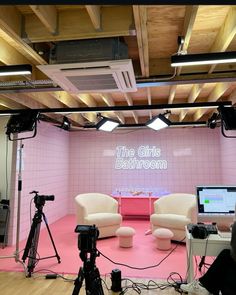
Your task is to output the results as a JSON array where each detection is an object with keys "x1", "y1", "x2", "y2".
[
  {"x1": 75, "y1": 193, "x2": 118, "y2": 215},
  {"x1": 154, "y1": 193, "x2": 197, "y2": 222}
]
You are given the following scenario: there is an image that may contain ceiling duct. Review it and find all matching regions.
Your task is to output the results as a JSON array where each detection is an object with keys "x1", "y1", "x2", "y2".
[{"x1": 37, "y1": 38, "x2": 137, "y2": 93}]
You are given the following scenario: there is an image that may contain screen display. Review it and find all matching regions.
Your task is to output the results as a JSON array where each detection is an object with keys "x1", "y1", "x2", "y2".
[{"x1": 197, "y1": 186, "x2": 236, "y2": 214}]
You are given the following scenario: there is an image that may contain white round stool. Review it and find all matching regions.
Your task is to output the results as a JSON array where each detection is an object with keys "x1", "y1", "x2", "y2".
[
  {"x1": 115, "y1": 226, "x2": 136, "y2": 248},
  {"x1": 153, "y1": 228, "x2": 174, "y2": 250}
]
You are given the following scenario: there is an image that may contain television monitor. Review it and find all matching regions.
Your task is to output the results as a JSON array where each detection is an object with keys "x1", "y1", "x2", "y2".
[{"x1": 196, "y1": 186, "x2": 236, "y2": 231}]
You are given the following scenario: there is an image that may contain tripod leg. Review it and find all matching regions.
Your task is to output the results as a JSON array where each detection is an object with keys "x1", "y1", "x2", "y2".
[
  {"x1": 42, "y1": 213, "x2": 61, "y2": 263},
  {"x1": 72, "y1": 267, "x2": 84, "y2": 295},
  {"x1": 84, "y1": 266, "x2": 104, "y2": 295},
  {"x1": 27, "y1": 222, "x2": 41, "y2": 277},
  {"x1": 22, "y1": 212, "x2": 41, "y2": 263}
]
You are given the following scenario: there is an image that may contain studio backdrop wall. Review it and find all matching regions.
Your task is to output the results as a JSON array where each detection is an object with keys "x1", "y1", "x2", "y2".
[{"x1": 68, "y1": 127, "x2": 223, "y2": 213}]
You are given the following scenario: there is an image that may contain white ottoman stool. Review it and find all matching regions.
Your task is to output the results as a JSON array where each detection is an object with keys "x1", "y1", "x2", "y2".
[
  {"x1": 115, "y1": 226, "x2": 136, "y2": 248},
  {"x1": 153, "y1": 228, "x2": 174, "y2": 250}
]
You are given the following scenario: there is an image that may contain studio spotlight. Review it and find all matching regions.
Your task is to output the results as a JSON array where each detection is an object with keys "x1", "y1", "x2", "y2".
[
  {"x1": 218, "y1": 106, "x2": 236, "y2": 131},
  {"x1": 5, "y1": 110, "x2": 39, "y2": 140},
  {"x1": 96, "y1": 117, "x2": 120, "y2": 132},
  {"x1": 61, "y1": 116, "x2": 71, "y2": 131},
  {"x1": 146, "y1": 113, "x2": 171, "y2": 131}
]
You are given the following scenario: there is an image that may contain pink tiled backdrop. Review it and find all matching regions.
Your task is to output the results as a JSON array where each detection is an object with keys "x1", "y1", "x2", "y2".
[
  {"x1": 7, "y1": 122, "x2": 236, "y2": 244},
  {"x1": 8, "y1": 122, "x2": 70, "y2": 244}
]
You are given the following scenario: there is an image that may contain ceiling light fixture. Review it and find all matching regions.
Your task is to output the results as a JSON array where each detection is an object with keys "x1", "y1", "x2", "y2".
[
  {"x1": 171, "y1": 51, "x2": 236, "y2": 67},
  {"x1": 96, "y1": 117, "x2": 120, "y2": 132},
  {"x1": 0, "y1": 64, "x2": 32, "y2": 76},
  {"x1": 146, "y1": 113, "x2": 171, "y2": 131}
]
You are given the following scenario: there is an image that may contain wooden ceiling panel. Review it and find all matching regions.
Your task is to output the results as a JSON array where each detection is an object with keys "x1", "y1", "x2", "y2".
[
  {"x1": 0, "y1": 4, "x2": 236, "y2": 128},
  {"x1": 148, "y1": 6, "x2": 185, "y2": 58},
  {"x1": 188, "y1": 6, "x2": 230, "y2": 54},
  {"x1": 174, "y1": 85, "x2": 193, "y2": 100}
]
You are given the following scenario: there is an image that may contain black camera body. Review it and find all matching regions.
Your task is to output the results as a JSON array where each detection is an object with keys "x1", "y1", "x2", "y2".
[
  {"x1": 30, "y1": 191, "x2": 55, "y2": 209},
  {"x1": 75, "y1": 225, "x2": 99, "y2": 253}
]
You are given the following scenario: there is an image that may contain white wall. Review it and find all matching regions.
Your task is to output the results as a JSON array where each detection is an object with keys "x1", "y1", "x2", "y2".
[{"x1": 0, "y1": 117, "x2": 13, "y2": 200}]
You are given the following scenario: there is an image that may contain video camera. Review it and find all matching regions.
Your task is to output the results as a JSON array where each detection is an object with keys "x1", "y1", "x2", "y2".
[
  {"x1": 30, "y1": 191, "x2": 54, "y2": 209},
  {"x1": 75, "y1": 225, "x2": 99, "y2": 253}
]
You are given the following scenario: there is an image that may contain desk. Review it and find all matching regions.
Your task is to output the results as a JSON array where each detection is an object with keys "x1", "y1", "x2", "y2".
[
  {"x1": 112, "y1": 195, "x2": 159, "y2": 217},
  {"x1": 185, "y1": 227, "x2": 231, "y2": 282}
]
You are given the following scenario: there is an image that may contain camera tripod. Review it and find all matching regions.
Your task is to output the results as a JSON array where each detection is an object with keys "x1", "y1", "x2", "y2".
[
  {"x1": 72, "y1": 248, "x2": 104, "y2": 295},
  {"x1": 22, "y1": 194, "x2": 61, "y2": 277}
]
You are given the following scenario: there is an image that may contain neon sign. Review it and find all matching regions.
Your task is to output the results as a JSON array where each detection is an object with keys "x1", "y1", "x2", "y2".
[{"x1": 115, "y1": 145, "x2": 167, "y2": 170}]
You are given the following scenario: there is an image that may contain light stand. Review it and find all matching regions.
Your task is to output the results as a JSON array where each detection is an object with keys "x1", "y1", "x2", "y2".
[
  {"x1": 0, "y1": 139, "x2": 26, "y2": 271},
  {"x1": 0, "y1": 111, "x2": 39, "y2": 272}
]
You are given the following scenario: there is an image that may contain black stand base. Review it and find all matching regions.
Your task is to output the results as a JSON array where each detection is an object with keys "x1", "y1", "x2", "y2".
[{"x1": 22, "y1": 210, "x2": 60, "y2": 277}]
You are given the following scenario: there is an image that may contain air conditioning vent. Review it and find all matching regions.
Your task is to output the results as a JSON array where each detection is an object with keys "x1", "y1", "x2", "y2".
[{"x1": 37, "y1": 59, "x2": 137, "y2": 93}]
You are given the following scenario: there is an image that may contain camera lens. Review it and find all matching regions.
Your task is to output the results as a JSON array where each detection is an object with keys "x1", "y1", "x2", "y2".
[{"x1": 45, "y1": 195, "x2": 55, "y2": 201}]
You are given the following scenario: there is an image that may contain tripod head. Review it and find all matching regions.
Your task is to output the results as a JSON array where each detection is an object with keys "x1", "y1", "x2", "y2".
[
  {"x1": 30, "y1": 190, "x2": 55, "y2": 210},
  {"x1": 75, "y1": 225, "x2": 99, "y2": 264}
]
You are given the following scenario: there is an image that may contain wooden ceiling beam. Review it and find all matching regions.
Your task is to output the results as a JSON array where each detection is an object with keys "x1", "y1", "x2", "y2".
[
  {"x1": 181, "y1": 84, "x2": 204, "y2": 121},
  {"x1": 186, "y1": 7, "x2": 236, "y2": 122},
  {"x1": 170, "y1": 6, "x2": 198, "y2": 116},
  {"x1": 52, "y1": 92, "x2": 85, "y2": 125},
  {"x1": 75, "y1": 94, "x2": 97, "y2": 123},
  {"x1": 28, "y1": 92, "x2": 84, "y2": 125},
  {"x1": 0, "y1": 37, "x2": 32, "y2": 65},
  {"x1": 24, "y1": 6, "x2": 134, "y2": 42},
  {"x1": 182, "y1": 5, "x2": 199, "y2": 53},
  {"x1": 133, "y1": 5, "x2": 149, "y2": 77},
  {"x1": 0, "y1": 96, "x2": 26, "y2": 109},
  {"x1": 194, "y1": 82, "x2": 229, "y2": 121},
  {"x1": 228, "y1": 88, "x2": 236, "y2": 105},
  {"x1": 1, "y1": 93, "x2": 47, "y2": 109},
  {"x1": 124, "y1": 92, "x2": 138, "y2": 123},
  {"x1": 147, "y1": 87, "x2": 152, "y2": 119},
  {"x1": 85, "y1": 5, "x2": 101, "y2": 31},
  {"x1": 209, "y1": 7, "x2": 236, "y2": 73},
  {"x1": 100, "y1": 93, "x2": 125, "y2": 124},
  {"x1": 76, "y1": 93, "x2": 97, "y2": 107},
  {"x1": 30, "y1": 5, "x2": 58, "y2": 35},
  {"x1": 168, "y1": 85, "x2": 177, "y2": 104},
  {"x1": 0, "y1": 7, "x2": 46, "y2": 65}
]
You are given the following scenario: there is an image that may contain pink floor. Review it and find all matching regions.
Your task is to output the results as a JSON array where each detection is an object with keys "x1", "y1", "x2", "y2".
[{"x1": 0, "y1": 215, "x2": 188, "y2": 280}]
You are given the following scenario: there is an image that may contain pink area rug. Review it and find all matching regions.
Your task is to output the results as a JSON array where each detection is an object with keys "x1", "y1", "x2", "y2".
[{"x1": 0, "y1": 215, "x2": 188, "y2": 280}]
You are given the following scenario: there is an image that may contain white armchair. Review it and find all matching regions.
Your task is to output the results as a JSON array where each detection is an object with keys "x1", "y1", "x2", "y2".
[
  {"x1": 74, "y1": 193, "x2": 122, "y2": 238},
  {"x1": 150, "y1": 193, "x2": 197, "y2": 242}
]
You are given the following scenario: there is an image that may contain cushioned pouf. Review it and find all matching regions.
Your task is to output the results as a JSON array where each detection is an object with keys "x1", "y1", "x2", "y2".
[
  {"x1": 115, "y1": 226, "x2": 136, "y2": 248},
  {"x1": 153, "y1": 228, "x2": 174, "y2": 250}
]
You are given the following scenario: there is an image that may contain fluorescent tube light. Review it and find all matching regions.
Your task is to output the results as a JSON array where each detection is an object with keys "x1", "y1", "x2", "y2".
[
  {"x1": 96, "y1": 117, "x2": 120, "y2": 132},
  {"x1": 146, "y1": 114, "x2": 171, "y2": 131},
  {"x1": 171, "y1": 51, "x2": 236, "y2": 67},
  {"x1": 0, "y1": 64, "x2": 32, "y2": 76}
]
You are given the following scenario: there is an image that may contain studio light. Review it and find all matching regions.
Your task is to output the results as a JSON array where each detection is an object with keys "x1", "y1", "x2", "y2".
[
  {"x1": 146, "y1": 114, "x2": 171, "y2": 131},
  {"x1": 0, "y1": 64, "x2": 32, "y2": 76},
  {"x1": 61, "y1": 116, "x2": 71, "y2": 131},
  {"x1": 5, "y1": 110, "x2": 39, "y2": 140},
  {"x1": 171, "y1": 51, "x2": 236, "y2": 67},
  {"x1": 96, "y1": 117, "x2": 120, "y2": 132},
  {"x1": 218, "y1": 106, "x2": 236, "y2": 131}
]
